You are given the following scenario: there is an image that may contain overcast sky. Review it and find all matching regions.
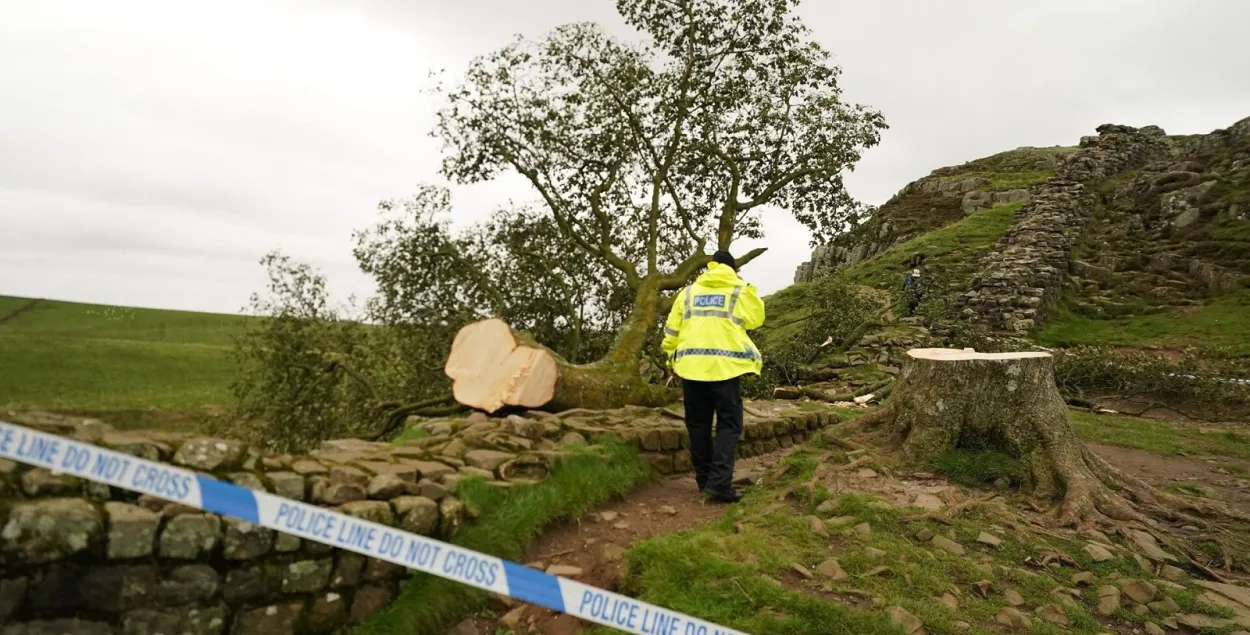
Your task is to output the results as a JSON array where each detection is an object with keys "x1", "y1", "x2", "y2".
[{"x1": 2, "y1": 0, "x2": 1248, "y2": 314}]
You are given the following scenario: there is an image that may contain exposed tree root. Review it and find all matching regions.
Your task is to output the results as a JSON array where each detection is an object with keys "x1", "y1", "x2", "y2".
[
  {"x1": 854, "y1": 348, "x2": 1250, "y2": 575},
  {"x1": 901, "y1": 492, "x2": 999, "y2": 524}
]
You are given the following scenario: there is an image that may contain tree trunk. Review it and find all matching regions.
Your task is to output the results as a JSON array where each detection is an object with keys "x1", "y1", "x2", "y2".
[
  {"x1": 444, "y1": 318, "x2": 673, "y2": 413},
  {"x1": 860, "y1": 348, "x2": 1247, "y2": 528}
]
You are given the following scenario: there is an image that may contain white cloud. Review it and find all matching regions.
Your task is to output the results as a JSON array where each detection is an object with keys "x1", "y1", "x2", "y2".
[{"x1": 1, "y1": 0, "x2": 1247, "y2": 312}]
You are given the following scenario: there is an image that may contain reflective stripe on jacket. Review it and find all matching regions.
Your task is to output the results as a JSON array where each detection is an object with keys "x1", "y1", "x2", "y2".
[{"x1": 661, "y1": 262, "x2": 766, "y2": 382}]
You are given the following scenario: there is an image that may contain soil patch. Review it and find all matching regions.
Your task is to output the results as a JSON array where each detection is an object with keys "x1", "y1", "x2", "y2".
[
  {"x1": 1088, "y1": 442, "x2": 1250, "y2": 507},
  {"x1": 473, "y1": 450, "x2": 793, "y2": 635}
]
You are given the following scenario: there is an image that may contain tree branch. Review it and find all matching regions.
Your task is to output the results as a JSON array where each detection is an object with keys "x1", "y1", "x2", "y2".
[
  {"x1": 659, "y1": 247, "x2": 767, "y2": 290},
  {"x1": 369, "y1": 394, "x2": 461, "y2": 441}
]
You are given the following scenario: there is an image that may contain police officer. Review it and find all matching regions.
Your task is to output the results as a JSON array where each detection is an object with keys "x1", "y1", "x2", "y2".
[{"x1": 661, "y1": 251, "x2": 765, "y2": 503}]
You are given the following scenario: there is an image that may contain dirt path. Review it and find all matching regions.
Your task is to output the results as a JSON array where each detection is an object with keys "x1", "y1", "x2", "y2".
[
  {"x1": 468, "y1": 450, "x2": 795, "y2": 635},
  {"x1": 1088, "y1": 441, "x2": 1250, "y2": 507}
]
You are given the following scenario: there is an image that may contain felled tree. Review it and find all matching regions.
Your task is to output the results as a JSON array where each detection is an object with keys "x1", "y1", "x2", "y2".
[
  {"x1": 354, "y1": 185, "x2": 638, "y2": 364},
  {"x1": 230, "y1": 252, "x2": 456, "y2": 452},
  {"x1": 433, "y1": 0, "x2": 887, "y2": 409}
]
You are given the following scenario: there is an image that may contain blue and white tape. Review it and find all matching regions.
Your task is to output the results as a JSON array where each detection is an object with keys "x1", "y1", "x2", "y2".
[{"x1": 0, "y1": 420, "x2": 748, "y2": 635}]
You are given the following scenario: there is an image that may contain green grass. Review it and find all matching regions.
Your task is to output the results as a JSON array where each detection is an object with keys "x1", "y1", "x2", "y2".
[
  {"x1": 841, "y1": 202, "x2": 1023, "y2": 290},
  {"x1": 953, "y1": 170, "x2": 1054, "y2": 191},
  {"x1": 931, "y1": 449, "x2": 1025, "y2": 488},
  {"x1": 351, "y1": 441, "x2": 655, "y2": 635},
  {"x1": 588, "y1": 445, "x2": 1234, "y2": 635},
  {"x1": 1069, "y1": 409, "x2": 1250, "y2": 461},
  {"x1": 0, "y1": 295, "x2": 252, "y2": 413},
  {"x1": 1037, "y1": 290, "x2": 1250, "y2": 356},
  {"x1": 584, "y1": 451, "x2": 906, "y2": 635},
  {"x1": 759, "y1": 203, "x2": 1024, "y2": 347}
]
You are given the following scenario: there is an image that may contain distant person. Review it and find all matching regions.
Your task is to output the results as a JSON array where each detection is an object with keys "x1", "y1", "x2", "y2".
[
  {"x1": 903, "y1": 269, "x2": 924, "y2": 317},
  {"x1": 661, "y1": 251, "x2": 765, "y2": 504}
]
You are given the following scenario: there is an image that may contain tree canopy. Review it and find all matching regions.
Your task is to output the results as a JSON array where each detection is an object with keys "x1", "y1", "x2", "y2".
[{"x1": 435, "y1": 0, "x2": 886, "y2": 312}]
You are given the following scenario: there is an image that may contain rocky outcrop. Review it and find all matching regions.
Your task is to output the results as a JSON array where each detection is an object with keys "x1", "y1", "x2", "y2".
[
  {"x1": 793, "y1": 147, "x2": 1064, "y2": 283},
  {"x1": 955, "y1": 124, "x2": 1173, "y2": 331},
  {"x1": 0, "y1": 403, "x2": 835, "y2": 634}
]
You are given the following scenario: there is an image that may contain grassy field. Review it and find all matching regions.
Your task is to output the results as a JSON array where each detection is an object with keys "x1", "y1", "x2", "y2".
[
  {"x1": 1037, "y1": 290, "x2": 1250, "y2": 356},
  {"x1": 0, "y1": 295, "x2": 251, "y2": 418},
  {"x1": 1069, "y1": 409, "x2": 1250, "y2": 461}
]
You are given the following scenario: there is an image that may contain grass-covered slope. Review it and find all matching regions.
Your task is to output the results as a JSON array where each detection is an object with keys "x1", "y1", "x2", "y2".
[
  {"x1": 794, "y1": 146, "x2": 1076, "y2": 286},
  {"x1": 0, "y1": 295, "x2": 251, "y2": 415},
  {"x1": 595, "y1": 424, "x2": 1248, "y2": 635},
  {"x1": 776, "y1": 119, "x2": 1250, "y2": 365}
]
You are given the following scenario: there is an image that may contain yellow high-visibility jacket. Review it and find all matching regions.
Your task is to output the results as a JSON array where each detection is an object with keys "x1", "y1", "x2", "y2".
[{"x1": 661, "y1": 262, "x2": 766, "y2": 382}]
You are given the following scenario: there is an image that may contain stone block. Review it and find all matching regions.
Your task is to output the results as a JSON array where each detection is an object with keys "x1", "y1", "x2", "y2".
[
  {"x1": 156, "y1": 564, "x2": 220, "y2": 606},
  {"x1": 404, "y1": 460, "x2": 456, "y2": 481},
  {"x1": 159, "y1": 514, "x2": 221, "y2": 559},
  {"x1": 658, "y1": 428, "x2": 681, "y2": 451},
  {"x1": 231, "y1": 603, "x2": 302, "y2": 635},
  {"x1": 173, "y1": 438, "x2": 246, "y2": 471},
  {"x1": 305, "y1": 592, "x2": 348, "y2": 634},
  {"x1": 104, "y1": 502, "x2": 160, "y2": 560},
  {"x1": 79, "y1": 565, "x2": 159, "y2": 612},
  {"x1": 392, "y1": 496, "x2": 439, "y2": 536},
  {"x1": 179, "y1": 605, "x2": 227, "y2": 635},
  {"x1": 24, "y1": 564, "x2": 84, "y2": 611},
  {"x1": 303, "y1": 538, "x2": 334, "y2": 555},
  {"x1": 282, "y1": 559, "x2": 333, "y2": 594},
  {"x1": 646, "y1": 454, "x2": 675, "y2": 474},
  {"x1": 463, "y1": 450, "x2": 515, "y2": 472},
  {"x1": 20, "y1": 469, "x2": 81, "y2": 497},
  {"x1": 439, "y1": 497, "x2": 464, "y2": 538},
  {"x1": 289, "y1": 460, "x2": 328, "y2": 476},
  {"x1": 329, "y1": 466, "x2": 369, "y2": 488},
  {"x1": 222, "y1": 518, "x2": 273, "y2": 560},
  {"x1": 355, "y1": 461, "x2": 419, "y2": 481},
  {"x1": 366, "y1": 474, "x2": 407, "y2": 500},
  {"x1": 226, "y1": 472, "x2": 267, "y2": 492},
  {"x1": 0, "y1": 577, "x2": 28, "y2": 622},
  {"x1": 672, "y1": 452, "x2": 693, "y2": 473},
  {"x1": 349, "y1": 586, "x2": 393, "y2": 623},
  {"x1": 121, "y1": 609, "x2": 180, "y2": 635},
  {"x1": 363, "y1": 559, "x2": 403, "y2": 582},
  {"x1": 315, "y1": 482, "x2": 366, "y2": 505},
  {"x1": 339, "y1": 501, "x2": 394, "y2": 526},
  {"x1": 640, "y1": 429, "x2": 663, "y2": 452},
  {"x1": 266, "y1": 472, "x2": 306, "y2": 501},
  {"x1": 0, "y1": 620, "x2": 113, "y2": 635},
  {"x1": 331, "y1": 553, "x2": 365, "y2": 589},
  {"x1": 222, "y1": 566, "x2": 280, "y2": 604},
  {"x1": 499, "y1": 456, "x2": 549, "y2": 482},
  {"x1": 1, "y1": 498, "x2": 102, "y2": 564},
  {"x1": 412, "y1": 479, "x2": 447, "y2": 501},
  {"x1": 274, "y1": 533, "x2": 300, "y2": 553}
]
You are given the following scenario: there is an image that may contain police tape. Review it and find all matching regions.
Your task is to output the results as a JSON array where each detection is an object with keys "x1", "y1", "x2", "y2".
[{"x1": 0, "y1": 420, "x2": 749, "y2": 635}]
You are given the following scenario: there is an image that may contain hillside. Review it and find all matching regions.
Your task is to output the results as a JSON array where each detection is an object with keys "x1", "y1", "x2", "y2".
[
  {"x1": 0, "y1": 295, "x2": 251, "y2": 422},
  {"x1": 765, "y1": 117, "x2": 1250, "y2": 414}
]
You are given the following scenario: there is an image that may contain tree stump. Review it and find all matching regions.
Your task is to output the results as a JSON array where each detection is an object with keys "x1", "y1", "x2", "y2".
[
  {"x1": 860, "y1": 348, "x2": 1245, "y2": 528},
  {"x1": 444, "y1": 319, "x2": 673, "y2": 413}
]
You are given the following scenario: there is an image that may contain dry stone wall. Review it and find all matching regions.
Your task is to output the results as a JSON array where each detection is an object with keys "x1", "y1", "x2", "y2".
[
  {"x1": 955, "y1": 125, "x2": 1173, "y2": 331},
  {"x1": 1, "y1": 403, "x2": 835, "y2": 635}
]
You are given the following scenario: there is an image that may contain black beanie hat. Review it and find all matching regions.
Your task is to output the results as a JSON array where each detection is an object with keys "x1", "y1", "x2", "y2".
[{"x1": 712, "y1": 250, "x2": 737, "y2": 271}]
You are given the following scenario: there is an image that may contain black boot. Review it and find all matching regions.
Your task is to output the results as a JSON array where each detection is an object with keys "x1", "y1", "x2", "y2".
[{"x1": 705, "y1": 486, "x2": 742, "y2": 504}]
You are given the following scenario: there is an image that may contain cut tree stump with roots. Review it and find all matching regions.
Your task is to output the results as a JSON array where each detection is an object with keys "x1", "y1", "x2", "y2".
[
  {"x1": 444, "y1": 318, "x2": 674, "y2": 413},
  {"x1": 857, "y1": 348, "x2": 1249, "y2": 530}
]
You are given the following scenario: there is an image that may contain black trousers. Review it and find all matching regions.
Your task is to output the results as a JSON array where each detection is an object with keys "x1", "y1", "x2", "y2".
[{"x1": 682, "y1": 376, "x2": 743, "y2": 492}]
